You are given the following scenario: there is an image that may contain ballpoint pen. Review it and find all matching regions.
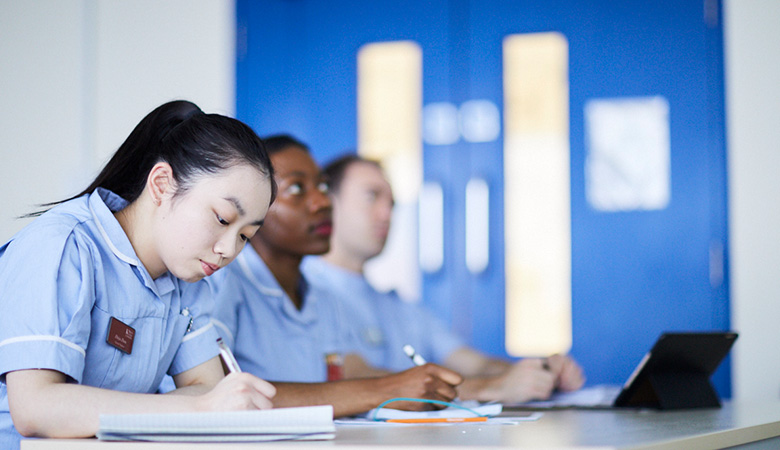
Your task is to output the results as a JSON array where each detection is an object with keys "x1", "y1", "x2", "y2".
[
  {"x1": 217, "y1": 337, "x2": 242, "y2": 373},
  {"x1": 403, "y1": 344, "x2": 427, "y2": 366}
]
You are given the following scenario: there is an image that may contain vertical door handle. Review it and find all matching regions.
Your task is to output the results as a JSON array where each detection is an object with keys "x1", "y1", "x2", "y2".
[
  {"x1": 709, "y1": 239, "x2": 724, "y2": 288},
  {"x1": 419, "y1": 182, "x2": 444, "y2": 272},
  {"x1": 465, "y1": 178, "x2": 489, "y2": 273}
]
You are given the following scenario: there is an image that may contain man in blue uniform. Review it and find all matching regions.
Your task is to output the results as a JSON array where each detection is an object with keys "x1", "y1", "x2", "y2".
[{"x1": 303, "y1": 154, "x2": 585, "y2": 403}]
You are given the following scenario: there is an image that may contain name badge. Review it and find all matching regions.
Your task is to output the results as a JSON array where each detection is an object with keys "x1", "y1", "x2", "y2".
[{"x1": 107, "y1": 317, "x2": 135, "y2": 354}]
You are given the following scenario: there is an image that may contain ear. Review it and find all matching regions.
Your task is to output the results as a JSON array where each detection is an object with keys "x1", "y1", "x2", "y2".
[{"x1": 146, "y1": 162, "x2": 176, "y2": 206}]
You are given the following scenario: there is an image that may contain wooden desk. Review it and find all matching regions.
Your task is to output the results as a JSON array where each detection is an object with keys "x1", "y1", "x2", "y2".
[{"x1": 21, "y1": 401, "x2": 780, "y2": 449}]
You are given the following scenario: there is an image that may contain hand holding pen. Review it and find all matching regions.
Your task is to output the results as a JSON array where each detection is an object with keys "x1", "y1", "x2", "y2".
[
  {"x1": 367, "y1": 344, "x2": 462, "y2": 411},
  {"x1": 195, "y1": 338, "x2": 276, "y2": 411},
  {"x1": 543, "y1": 354, "x2": 585, "y2": 392}
]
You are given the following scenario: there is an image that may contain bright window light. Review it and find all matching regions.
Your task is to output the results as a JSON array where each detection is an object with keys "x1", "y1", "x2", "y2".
[{"x1": 503, "y1": 32, "x2": 572, "y2": 356}]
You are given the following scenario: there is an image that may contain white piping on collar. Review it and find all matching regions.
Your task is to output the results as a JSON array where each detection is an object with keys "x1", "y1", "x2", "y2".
[
  {"x1": 89, "y1": 199, "x2": 138, "y2": 266},
  {"x1": 236, "y1": 252, "x2": 284, "y2": 297}
]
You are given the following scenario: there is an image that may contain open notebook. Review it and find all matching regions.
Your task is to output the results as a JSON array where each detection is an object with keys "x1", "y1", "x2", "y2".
[{"x1": 97, "y1": 405, "x2": 335, "y2": 442}]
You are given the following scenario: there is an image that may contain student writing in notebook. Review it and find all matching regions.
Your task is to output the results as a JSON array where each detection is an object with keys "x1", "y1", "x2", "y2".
[
  {"x1": 302, "y1": 154, "x2": 585, "y2": 403},
  {"x1": 210, "y1": 135, "x2": 462, "y2": 417},
  {"x1": 0, "y1": 101, "x2": 277, "y2": 449}
]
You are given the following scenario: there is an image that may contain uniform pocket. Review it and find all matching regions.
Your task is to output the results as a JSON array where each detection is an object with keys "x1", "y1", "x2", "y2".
[{"x1": 85, "y1": 306, "x2": 163, "y2": 392}]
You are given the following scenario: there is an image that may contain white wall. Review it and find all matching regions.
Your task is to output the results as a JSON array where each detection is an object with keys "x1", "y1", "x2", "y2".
[
  {"x1": 1, "y1": 1, "x2": 92, "y2": 239},
  {"x1": 1, "y1": 0, "x2": 779, "y2": 401},
  {"x1": 724, "y1": 0, "x2": 780, "y2": 401},
  {"x1": 0, "y1": 0, "x2": 235, "y2": 241}
]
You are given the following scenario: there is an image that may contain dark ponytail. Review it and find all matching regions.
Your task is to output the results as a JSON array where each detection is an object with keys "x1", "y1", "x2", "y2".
[{"x1": 29, "y1": 100, "x2": 276, "y2": 216}]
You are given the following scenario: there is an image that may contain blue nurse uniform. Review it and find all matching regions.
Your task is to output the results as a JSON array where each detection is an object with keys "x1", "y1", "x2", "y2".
[
  {"x1": 301, "y1": 256, "x2": 464, "y2": 372},
  {"x1": 210, "y1": 244, "x2": 349, "y2": 383},
  {"x1": 0, "y1": 189, "x2": 220, "y2": 448}
]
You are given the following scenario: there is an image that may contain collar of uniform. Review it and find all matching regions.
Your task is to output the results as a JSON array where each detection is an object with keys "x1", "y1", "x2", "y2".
[
  {"x1": 89, "y1": 188, "x2": 176, "y2": 297},
  {"x1": 237, "y1": 244, "x2": 319, "y2": 324},
  {"x1": 303, "y1": 255, "x2": 371, "y2": 293}
]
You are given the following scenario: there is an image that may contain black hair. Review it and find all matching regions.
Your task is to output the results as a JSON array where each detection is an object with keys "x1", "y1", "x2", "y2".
[
  {"x1": 322, "y1": 153, "x2": 382, "y2": 195},
  {"x1": 262, "y1": 134, "x2": 310, "y2": 155},
  {"x1": 30, "y1": 100, "x2": 276, "y2": 216}
]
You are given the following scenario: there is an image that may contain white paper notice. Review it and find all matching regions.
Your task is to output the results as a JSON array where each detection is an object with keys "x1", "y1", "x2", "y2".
[{"x1": 585, "y1": 96, "x2": 671, "y2": 212}]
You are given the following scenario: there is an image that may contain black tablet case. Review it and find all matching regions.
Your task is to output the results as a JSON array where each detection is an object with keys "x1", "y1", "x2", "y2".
[{"x1": 613, "y1": 332, "x2": 738, "y2": 410}]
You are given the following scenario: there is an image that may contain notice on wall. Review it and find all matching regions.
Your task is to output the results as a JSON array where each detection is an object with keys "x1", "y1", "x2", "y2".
[{"x1": 585, "y1": 96, "x2": 671, "y2": 212}]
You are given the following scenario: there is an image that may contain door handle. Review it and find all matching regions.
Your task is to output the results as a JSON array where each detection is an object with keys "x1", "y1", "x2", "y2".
[
  {"x1": 419, "y1": 181, "x2": 444, "y2": 272},
  {"x1": 465, "y1": 178, "x2": 489, "y2": 273}
]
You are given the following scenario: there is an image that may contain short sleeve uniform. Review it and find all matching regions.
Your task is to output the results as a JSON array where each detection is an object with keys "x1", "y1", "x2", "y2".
[
  {"x1": 210, "y1": 244, "x2": 349, "y2": 383},
  {"x1": 0, "y1": 189, "x2": 220, "y2": 449},
  {"x1": 301, "y1": 256, "x2": 464, "y2": 372}
]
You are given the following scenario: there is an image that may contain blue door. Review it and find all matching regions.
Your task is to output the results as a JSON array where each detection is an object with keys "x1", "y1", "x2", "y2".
[{"x1": 236, "y1": 0, "x2": 730, "y2": 395}]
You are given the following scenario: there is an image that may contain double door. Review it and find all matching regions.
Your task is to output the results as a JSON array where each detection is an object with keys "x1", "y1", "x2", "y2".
[{"x1": 236, "y1": 0, "x2": 730, "y2": 394}]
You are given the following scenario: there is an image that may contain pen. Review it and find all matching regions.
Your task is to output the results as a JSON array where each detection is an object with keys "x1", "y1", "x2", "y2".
[
  {"x1": 403, "y1": 344, "x2": 466, "y2": 403},
  {"x1": 403, "y1": 344, "x2": 427, "y2": 366},
  {"x1": 217, "y1": 337, "x2": 242, "y2": 373},
  {"x1": 386, "y1": 417, "x2": 488, "y2": 424}
]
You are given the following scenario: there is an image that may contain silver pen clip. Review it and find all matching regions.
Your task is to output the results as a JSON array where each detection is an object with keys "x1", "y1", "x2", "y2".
[{"x1": 182, "y1": 307, "x2": 194, "y2": 334}]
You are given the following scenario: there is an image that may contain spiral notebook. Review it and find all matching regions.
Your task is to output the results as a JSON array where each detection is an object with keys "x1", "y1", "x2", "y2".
[{"x1": 97, "y1": 405, "x2": 335, "y2": 442}]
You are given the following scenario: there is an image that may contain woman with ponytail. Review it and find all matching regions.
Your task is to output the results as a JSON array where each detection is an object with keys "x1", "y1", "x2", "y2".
[{"x1": 0, "y1": 100, "x2": 278, "y2": 448}]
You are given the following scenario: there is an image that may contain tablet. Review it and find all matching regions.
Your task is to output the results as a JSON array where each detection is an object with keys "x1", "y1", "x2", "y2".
[{"x1": 613, "y1": 331, "x2": 738, "y2": 409}]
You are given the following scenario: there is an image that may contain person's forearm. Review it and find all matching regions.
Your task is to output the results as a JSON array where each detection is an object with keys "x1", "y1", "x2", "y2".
[
  {"x1": 8, "y1": 376, "x2": 200, "y2": 438},
  {"x1": 342, "y1": 353, "x2": 391, "y2": 379},
  {"x1": 165, "y1": 383, "x2": 213, "y2": 396},
  {"x1": 273, "y1": 364, "x2": 462, "y2": 418},
  {"x1": 272, "y1": 379, "x2": 388, "y2": 417},
  {"x1": 456, "y1": 377, "x2": 498, "y2": 402},
  {"x1": 472, "y1": 358, "x2": 512, "y2": 377},
  {"x1": 443, "y1": 347, "x2": 511, "y2": 377},
  {"x1": 455, "y1": 359, "x2": 558, "y2": 403}
]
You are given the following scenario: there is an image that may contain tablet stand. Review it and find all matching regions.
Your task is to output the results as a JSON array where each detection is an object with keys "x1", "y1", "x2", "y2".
[{"x1": 646, "y1": 371, "x2": 721, "y2": 410}]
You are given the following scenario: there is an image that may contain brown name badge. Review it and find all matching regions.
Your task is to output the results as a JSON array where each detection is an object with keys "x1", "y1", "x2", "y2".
[{"x1": 106, "y1": 317, "x2": 135, "y2": 354}]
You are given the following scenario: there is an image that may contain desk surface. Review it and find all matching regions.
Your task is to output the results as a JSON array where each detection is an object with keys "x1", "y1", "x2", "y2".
[{"x1": 21, "y1": 401, "x2": 780, "y2": 450}]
